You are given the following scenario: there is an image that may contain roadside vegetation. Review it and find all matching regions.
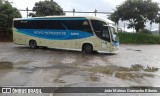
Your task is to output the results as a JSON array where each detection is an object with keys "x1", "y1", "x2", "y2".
[
  {"x1": 0, "y1": 0, "x2": 64, "y2": 42},
  {"x1": 109, "y1": 0, "x2": 160, "y2": 32},
  {"x1": 109, "y1": 0, "x2": 160, "y2": 44},
  {"x1": 0, "y1": 0, "x2": 21, "y2": 42},
  {"x1": 119, "y1": 32, "x2": 160, "y2": 44}
]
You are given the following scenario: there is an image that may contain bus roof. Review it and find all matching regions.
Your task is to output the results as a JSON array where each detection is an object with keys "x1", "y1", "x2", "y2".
[{"x1": 14, "y1": 16, "x2": 115, "y2": 25}]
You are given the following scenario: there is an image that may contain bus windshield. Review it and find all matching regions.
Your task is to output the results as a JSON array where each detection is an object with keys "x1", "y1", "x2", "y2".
[
  {"x1": 110, "y1": 27, "x2": 119, "y2": 42},
  {"x1": 109, "y1": 26, "x2": 119, "y2": 47}
]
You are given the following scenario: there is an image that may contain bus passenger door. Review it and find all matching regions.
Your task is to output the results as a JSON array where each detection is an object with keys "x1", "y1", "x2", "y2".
[{"x1": 101, "y1": 26, "x2": 112, "y2": 51}]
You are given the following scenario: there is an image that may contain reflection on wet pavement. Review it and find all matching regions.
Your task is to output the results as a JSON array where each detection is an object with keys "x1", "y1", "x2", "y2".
[
  {"x1": 126, "y1": 48, "x2": 141, "y2": 52},
  {"x1": 16, "y1": 64, "x2": 75, "y2": 70},
  {"x1": 0, "y1": 62, "x2": 13, "y2": 69},
  {"x1": 85, "y1": 64, "x2": 158, "y2": 80}
]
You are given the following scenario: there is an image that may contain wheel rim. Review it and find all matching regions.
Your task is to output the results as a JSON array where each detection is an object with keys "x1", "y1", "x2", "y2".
[
  {"x1": 30, "y1": 41, "x2": 37, "y2": 48},
  {"x1": 84, "y1": 45, "x2": 92, "y2": 53},
  {"x1": 86, "y1": 46, "x2": 91, "y2": 52}
]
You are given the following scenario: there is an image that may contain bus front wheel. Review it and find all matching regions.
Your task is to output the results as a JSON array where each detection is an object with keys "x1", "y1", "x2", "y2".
[
  {"x1": 29, "y1": 40, "x2": 37, "y2": 49},
  {"x1": 83, "y1": 44, "x2": 93, "y2": 53}
]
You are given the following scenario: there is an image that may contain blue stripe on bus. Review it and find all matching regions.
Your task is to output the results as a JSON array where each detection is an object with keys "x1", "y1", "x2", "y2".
[
  {"x1": 16, "y1": 29, "x2": 94, "y2": 40},
  {"x1": 21, "y1": 18, "x2": 87, "y2": 21}
]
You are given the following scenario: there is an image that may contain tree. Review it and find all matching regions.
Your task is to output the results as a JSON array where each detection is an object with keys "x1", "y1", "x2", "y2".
[
  {"x1": 110, "y1": 0, "x2": 160, "y2": 32},
  {"x1": 108, "y1": 11, "x2": 120, "y2": 26},
  {"x1": 0, "y1": 0, "x2": 21, "y2": 33},
  {"x1": 155, "y1": 14, "x2": 160, "y2": 23},
  {"x1": 29, "y1": 0, "x2": 65, "y2": 17}
]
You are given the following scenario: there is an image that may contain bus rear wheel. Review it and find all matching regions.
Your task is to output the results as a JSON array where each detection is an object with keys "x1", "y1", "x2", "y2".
[
  {"x1": 29, "y1": 40, "x2": 37, "y2": 49},
  {"x1": 83, "y1": 44, "x2": 93, "y2": 53}
]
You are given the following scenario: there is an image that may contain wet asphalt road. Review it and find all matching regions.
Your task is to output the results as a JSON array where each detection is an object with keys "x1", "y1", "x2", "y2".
[{"x1": 0, "y1": 42, "x2": 160, "y2": 96}]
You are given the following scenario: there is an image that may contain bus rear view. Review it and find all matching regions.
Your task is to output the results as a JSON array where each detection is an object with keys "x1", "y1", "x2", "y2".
[{"x1": 13, "y1": 16, "x2": 119, "y2": 53}]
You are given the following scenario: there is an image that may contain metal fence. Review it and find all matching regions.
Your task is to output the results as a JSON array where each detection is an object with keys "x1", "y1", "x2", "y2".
[{"x1": 19, "y1": 8, "x2": 112, "y2": 18}]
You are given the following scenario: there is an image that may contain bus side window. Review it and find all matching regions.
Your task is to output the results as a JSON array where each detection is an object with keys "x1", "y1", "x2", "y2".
[
  {"x1": 82, "y1": 21, "x2": 92, "y2": 33},
  {"x1": 91, "y1": 20, "x2": 104, "y2": 37},
  {"x1": 91, "y1": 20, "x2": 110, "y2": 41},
  {"x1": 14, "y1": 20, "x2": 36, "y2": 29},
  {"x1": 35, "y1": 20, "x2": 45, "y2": 29},
  {"x1": 62, "y1": 20, "x2": 93, "y2": 34}
]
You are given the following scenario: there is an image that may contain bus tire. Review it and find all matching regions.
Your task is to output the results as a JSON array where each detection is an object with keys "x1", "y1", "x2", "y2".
[
  {"x1": 83, "y1": 44, "x2": 93, "y2": 53},
  {"x1": 29, "y1": 40, "x2": 37, "y2": 49}
]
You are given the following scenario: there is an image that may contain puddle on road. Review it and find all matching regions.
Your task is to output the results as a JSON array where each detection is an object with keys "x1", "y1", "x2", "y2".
[
  {"x1": 85, "y1": 64, "x2": 159, "y2": 80},
  {"x1": 16, "y1": 64, "x2": 76, "y2": 73},
  {"x1": 41, "y1": 64, "x2": 75, "y2": 69},
  {"x1": 54, "y1": 79, "x2": 66, "y2": 83},
  {"x1": 16, "y1": 61, "x2": 31, "y2": 65},
  {"x1": 0, "y1": 62, "x2": 13, "y2": 69},
  {"x1": 126, "y1": 48, "x2": 141, "y2": 52},
  {"x1": 0, "y1": 60, "x2": 76, "y2": 72},
  {"x1": 16, "y1": 64, "x2": 75, "y2": 71}
]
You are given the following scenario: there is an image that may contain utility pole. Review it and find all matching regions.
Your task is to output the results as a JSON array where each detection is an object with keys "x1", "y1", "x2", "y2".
[
  {"x1": 94, "y1": 9, "x2": 97, "y2": 16},
  {"x1": 158, "y1": 23, "x2": 160, "y2": 35},
  {"x1": 26, "y1": 7, "x2": 29, "y2": 18},
  {"x1": 73, "y1": 8, "x2": 75, "y2": 16},
  {"x1": 124, "y1": 21, "x2": 126, "y2": 32},
  {"x1": 158, "y1": 12, "x2": 160, "y2": 35}
]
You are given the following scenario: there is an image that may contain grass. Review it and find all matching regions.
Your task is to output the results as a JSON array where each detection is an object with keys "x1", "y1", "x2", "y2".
[{"x1": 118, "y1": 32, "x2": 160, "y2": 44}]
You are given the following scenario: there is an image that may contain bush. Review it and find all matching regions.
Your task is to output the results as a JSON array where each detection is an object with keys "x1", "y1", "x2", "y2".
[
  {"x1": 139, "y1": 29, "x2": 151, "y2": 34},
  {"x1": 118, "y1": 32, "x2": 160, "y2": 44}
]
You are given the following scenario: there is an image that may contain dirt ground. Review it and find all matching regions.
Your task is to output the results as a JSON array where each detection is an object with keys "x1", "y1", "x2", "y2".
[{"x1": 0, "y1": 42, "x2": 160, "y2": 96}]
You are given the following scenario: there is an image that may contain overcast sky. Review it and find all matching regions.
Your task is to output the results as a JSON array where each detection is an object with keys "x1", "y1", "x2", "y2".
[
  {"x1": 8, "y1": 0, "x2": 124, "y2": 17},
  {"x1": 8, "y1": 0, "x2": 160, "y2": 31}
]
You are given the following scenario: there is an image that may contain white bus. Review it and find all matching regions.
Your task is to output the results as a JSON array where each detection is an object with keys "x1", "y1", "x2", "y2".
[{"x1": 13, "y1": 16, "x2": 119, "y2": 53}]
